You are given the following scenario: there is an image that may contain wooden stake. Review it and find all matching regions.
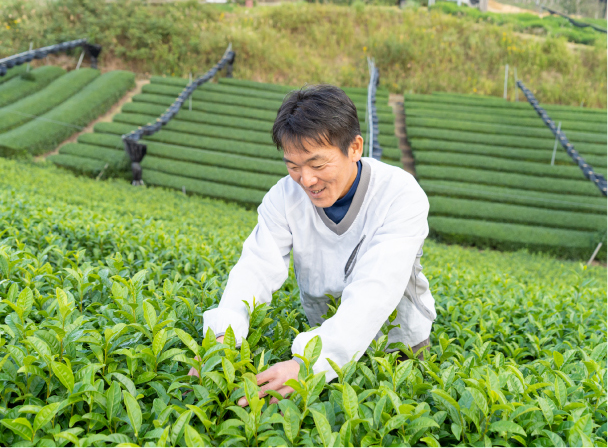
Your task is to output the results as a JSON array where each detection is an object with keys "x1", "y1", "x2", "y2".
[
  {"x1": 587, "y1": 242, "x2": 603, "y2": 265},
  {"x1": 503, "y1": 64, "x2": 509, "y2": 100}
]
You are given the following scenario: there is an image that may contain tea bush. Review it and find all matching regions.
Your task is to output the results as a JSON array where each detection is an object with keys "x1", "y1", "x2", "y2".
[
  {"x1": 0, "y1": 158, "x2": 605, "y2": 446},
  {"x1": 0, "y1": 66, "x2": 65, "y2": 108}
]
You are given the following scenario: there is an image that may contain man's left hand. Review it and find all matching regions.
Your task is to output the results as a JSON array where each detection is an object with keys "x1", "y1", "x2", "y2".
[{"x1": 237, "y1": 359, "x2": 300, "y2": 406}]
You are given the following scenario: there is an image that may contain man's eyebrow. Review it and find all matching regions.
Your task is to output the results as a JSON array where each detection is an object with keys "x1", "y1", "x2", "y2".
[{"x1": 283, "y1": 155, "x2": 323, "y2": 164}]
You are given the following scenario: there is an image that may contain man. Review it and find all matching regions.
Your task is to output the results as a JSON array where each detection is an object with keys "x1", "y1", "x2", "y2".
[{"x1": 190, "y1": 85, "x2": 436, "y2": 405}]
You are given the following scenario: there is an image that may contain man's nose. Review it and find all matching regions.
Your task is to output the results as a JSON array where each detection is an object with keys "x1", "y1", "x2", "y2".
[{"x1": 301, "y1": 168, "x2": 318, "y2": 188}]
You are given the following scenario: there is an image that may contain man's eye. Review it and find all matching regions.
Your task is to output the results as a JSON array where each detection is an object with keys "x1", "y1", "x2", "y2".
[{"x1": 312, "y1": 165, "x2": 323, "y2": 169}]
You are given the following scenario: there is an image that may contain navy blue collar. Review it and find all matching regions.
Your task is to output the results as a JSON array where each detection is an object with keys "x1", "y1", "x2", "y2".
[{"x1": 323, "y1": 160, "x2": 362, "y2": 224}]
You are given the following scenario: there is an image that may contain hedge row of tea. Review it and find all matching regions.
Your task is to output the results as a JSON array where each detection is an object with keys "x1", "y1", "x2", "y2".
[
  {"x1": 405, "y1": 92, "x2": 607, "y2": 260},
  {"x1": 0, "y1": 65, "x2": 135, "y2": 158},
  {"x1": 0, "y1": 157, "x2": 605, "y2": 447},
  {"x1": 49, "y1": 76, "x2": 401, "y2": 204}
]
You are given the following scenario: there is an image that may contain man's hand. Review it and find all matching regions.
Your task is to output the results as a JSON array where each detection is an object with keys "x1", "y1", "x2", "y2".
[
  {"x1": 237, "y1": 359, "x2": 300, "y2": 407},
  {"x1": 187, "y1": 335, "x2": 225, "y2": 378}
]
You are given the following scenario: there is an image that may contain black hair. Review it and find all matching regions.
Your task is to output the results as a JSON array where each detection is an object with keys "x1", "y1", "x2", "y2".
[{"x1": 271, "y1": 84, "x2": 361, "y2": 156}]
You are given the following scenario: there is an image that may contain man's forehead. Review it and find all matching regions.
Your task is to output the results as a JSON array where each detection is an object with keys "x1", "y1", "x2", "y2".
[{"x1": 283, "y1": 153, "x2": 326, "y2": 164}]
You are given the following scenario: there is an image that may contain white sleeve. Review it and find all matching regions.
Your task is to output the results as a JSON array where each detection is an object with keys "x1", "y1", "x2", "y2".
[
  {"x1": 203, "y1": 183, "x2": 293, "y2": 343},
  {"x1": 291, "y1": 184, "x2": 429, "y2": 381}
]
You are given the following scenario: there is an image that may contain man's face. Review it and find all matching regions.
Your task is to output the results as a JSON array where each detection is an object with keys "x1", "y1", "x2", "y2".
[{"x1": 283, "y1": 135, "x2": 364, "y2": 208}]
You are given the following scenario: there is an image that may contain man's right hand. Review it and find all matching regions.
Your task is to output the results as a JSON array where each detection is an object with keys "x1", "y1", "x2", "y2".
[{"x1": 187, "y1": 335, "x2": 225, "y2": 378}]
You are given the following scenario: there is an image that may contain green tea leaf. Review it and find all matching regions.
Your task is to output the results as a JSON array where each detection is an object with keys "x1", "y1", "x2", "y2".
[
  {"x1": 342, "y1": 383, "x2": 359, "y2": 420},
  {"x1": 310, "y1": 409, "x2": 332, "y2": 447},
  {"x1": 184, "y1": 424, "x2": 204, "y2": 447},
  {"x1": 51, "y1": 361, "x2": 74, "y2": 393},
  {"x1": 34, "y1": 402, "x2": 63, "y2": 433},
  {"x1": 123, "y1": 391, "x2": 142, "y2": 438},
  {"x1": 1, "y1": 418, "x2": 33, "y2": 441}
]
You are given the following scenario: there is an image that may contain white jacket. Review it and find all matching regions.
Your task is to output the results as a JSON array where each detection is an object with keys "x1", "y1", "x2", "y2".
[{"x1": 203, "y1": 158, "x2": 436, "y2": 381}]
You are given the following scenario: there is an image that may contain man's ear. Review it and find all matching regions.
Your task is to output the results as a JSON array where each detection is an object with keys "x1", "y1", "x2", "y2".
[{"x1": 350, "y1": 135, "x2": 364, "y2": 161}]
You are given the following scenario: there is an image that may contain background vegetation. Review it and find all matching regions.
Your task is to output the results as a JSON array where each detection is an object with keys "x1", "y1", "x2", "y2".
[{"x1": 1, "y1": 0, "x2": 606, "y2": 107}]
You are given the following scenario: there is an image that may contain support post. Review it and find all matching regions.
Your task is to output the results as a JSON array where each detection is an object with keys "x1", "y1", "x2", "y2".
[
  {"x1": 513, "y1": 67, "x2": 518, "y2": 102},
  {"x1": 26, "y1": 42, "x2": 33, "y2": 72},
  {"x1": 75, "y1": 51, "x2": 85, "y2": 70},
  {"x1": 503, "y1": 64, "x2": 509, "y2": 100},
  {"x1": 551, "y1": 122, "x2": 561, "y2": 166},
  {"x1": 587, "y1": 242, "x2": 603, "y2": 265}
]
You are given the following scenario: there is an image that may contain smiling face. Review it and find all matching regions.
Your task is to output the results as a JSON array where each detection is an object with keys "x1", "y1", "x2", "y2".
[{"x1": 283, "y1": 135, "x2": 364, "y2": 208}]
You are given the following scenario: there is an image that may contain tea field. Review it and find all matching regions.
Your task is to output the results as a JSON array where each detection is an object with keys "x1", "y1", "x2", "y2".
[
  {"x1": 49, "y1": 76, "x2": 401, "y2": 204},
  {"x1": 0, "y1": 66, "x2": 135, "y2": 158},
  {"x1": 404, "y1": 91, "x2": 607, "y2": 260},
  {"x1": 0, "y1": 157, "x2": 605, "y2": 447}
]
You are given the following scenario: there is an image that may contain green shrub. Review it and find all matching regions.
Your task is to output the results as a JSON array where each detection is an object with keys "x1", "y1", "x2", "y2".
[
  {"x1": 406, "y1": 92, "x2": 607, "y2": 116},
  {"x1": 47, "y1": 153, "x2": 107, "y2": 176},
  {"x1": 407, "y1": 127, "x2": 606, "y2": 155},
  {"x1": 145, "y1": 142, "x2": 287, "y2": 176},
  {"x1": 0, "y1": 64, "x2": 27, "y2": 84},
  {"x1": 57, "y1": 142, "x2": 129, "y2": 173},
  {"x1": 77, "y1": 132, "x2": 124, "y2": 149},
  {"x1": 429, "y1": 216, "x2": 605, "y2": 259},
  {"x1": 407, "y1": 116, "x2": 606, "y2": 144},
  {"x1": 405, "y1": 99, "x2": 607, "y2": 124},
  {"x1": 380, "y1": 146, "x2": 401, "y2": 161},
  {"x1": 410, "y1": 138, "x2": 607, "y2": 167},
  {"x1": 0, "y1": 70, "x2": 135, "y2": 157},
  {"x1": 94, "y1": 122, "x2": 283, "y2": 160},
  {"x1": 0, "y1": 65, "x2": 65, "y2": 108},
  {"x1": 0, "y1": 68, "x2": 99, "y2": 133},
  {"x1": 0, "y1": 156, "x2": 605, "y2": 448},
  {"x1": 420, "y1": 179, "x2": 607, "y2": 214},
  {"x1": 141, "y1": 83, "x2": 395, "y2": 120},
  {"x1": 429, "y1": 195, "x2": 606, "y2": 232},
  {"x1": 142, "y1": 156, "x2": 282, "y2": 191},
  {"x1": 143, "y1": 169, "x2": 266, "y2": 204},
  {"x1": 417, "y1": 165, "x2": 602, "y2": 196},
  {"x1": 415, "y1": 151, "x2": 602, "y2": 181},
  {"x1": 405, "y1": 107, "x2": 607, "y2": 134}
]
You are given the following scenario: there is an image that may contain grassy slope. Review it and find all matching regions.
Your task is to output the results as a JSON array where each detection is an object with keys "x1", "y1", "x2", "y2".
[{"x1": 1, "y1": 0, "x2": 606, "y2": 107}]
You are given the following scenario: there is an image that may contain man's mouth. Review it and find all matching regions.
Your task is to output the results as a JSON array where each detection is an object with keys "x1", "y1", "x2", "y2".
[{"x1": 309, "y1": 187, "x2": 325, "y2": 197}]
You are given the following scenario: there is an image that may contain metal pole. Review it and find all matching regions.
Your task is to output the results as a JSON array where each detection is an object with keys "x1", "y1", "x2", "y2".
[
  {"x1": 503, "y1": 64, "x2": 509, "y2": 100},
  {"x1": 75, "y1": 51, "x2": 85, "y2": 70},
  {"x1": 580, "y1": 100, "x2": 585, "y2": 107},
  {"x1": 26, "y1": 42, "x2": 33, "y2": 72},
  {"x1": 189, "y1": 72, "x2": 192, "y2": 111},
  {"x1": 513, "y1": 68, "x2": 518, "y2": 102},
  {"x1": 551, "y1": 121, "x2": 561, "y2": 166},
  {"x1": 587, "y1": 242, "x2": 603, "y2": 265}
]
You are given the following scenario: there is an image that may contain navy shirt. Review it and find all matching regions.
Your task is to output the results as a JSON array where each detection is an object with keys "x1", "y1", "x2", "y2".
[{"x1": 324, "y1": 161, "x2": 362, "y2": 224}]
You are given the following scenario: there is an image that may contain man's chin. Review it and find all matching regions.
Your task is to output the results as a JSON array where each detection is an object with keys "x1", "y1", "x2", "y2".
[{"x1": 309, "y1": 195, "x2": 335, "y2": 208}]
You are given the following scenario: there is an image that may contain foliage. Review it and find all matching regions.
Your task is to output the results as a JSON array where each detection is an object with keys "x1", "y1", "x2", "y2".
[
  {"x1": 429, "y1": 195, "x2": 606, "y2": 232},
  {"x1": 410, "y1": 138, "x2": 607, "y2": 167},
  {"x1": 0, "y1": 157, "x2": 606, "y2": 446},
  {"x1": 408, "y1": 127, "x2": 605, "y2": 155},
  {"x1": 415, "y1": 151, "x2": 606, "y2": 181},
  {"x1": 0, "y1": 70, "x2": 135, "y2": 157},
  {"x1": 417, "y1": 165, "x2": 601, "y2": 197},
  {"x1": 0, "y1": 68, "x2": 99, "y2": 133},
  {"x1": 419, "y1": 179, "x2": 607, "y2": 214},
  {"x1": 407, "y1": 116, "x2": 605, "y2": 144},
  {"x1": 431, "y1": 1, "x2": 607, "y2": 45},
  {"x1": 2, "y1": 0, "x2": 605, "y2": 106},
  {"x1": 0, "y1": 66, "x2": 65, "y2": 108},
  {"x1": 49, "y1": 144, "x2": 129, "y2": 177},
  {"x1": 0, "y1": 65, "x2": 27, "y2": 85}
]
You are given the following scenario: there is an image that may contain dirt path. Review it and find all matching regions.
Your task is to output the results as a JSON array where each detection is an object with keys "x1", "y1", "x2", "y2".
[
  {"x1": 38, "y1": 79, "x2": 149, "y2": 160},
  {"x1": 388, "y1": 93, "x2": 415, "y2": 176},
  {"x1": 488, "y1": 0, "x2": 541, "y2": 14}
]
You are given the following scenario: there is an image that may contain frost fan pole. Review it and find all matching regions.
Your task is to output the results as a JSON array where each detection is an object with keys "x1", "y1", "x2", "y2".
[
  {"x1": 366, "y1": 57, "x2": 382, "y2": 161},
  {"x1": 122, "y1": 44, "x2": 236, "y2": 186}
]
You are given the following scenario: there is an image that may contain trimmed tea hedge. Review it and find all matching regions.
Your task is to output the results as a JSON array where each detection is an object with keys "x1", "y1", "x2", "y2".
[
  {"x1": 405, "y1": 107, "x2": 607, "y2": 134},
  {"x1": 407, "y1": 116, "x2": 606, "y2": 144},
  {"x1": 407, "y1": 127, "x2": 606, "y2": 155},
  {"x1": 404, "y1": 99, "x2": 607, "y2": 124},
  {"x1": 55, "y1": 142, "x2": 129, "y2": 173},
  {"x1": 0, "y1": 64, "x2": 26, "y2": 84},
  {"x1": 0, "y1": 68, "x2": 99, "y2": 133},
  {"x1": 417, "y1": 165, "x2": 601, "y2": 196},
  {"x1": 95, "y1": 122, "x2": 283, "y2": 160},
  {"x1": 429, "y1": 196, "x2": 606, "y2": 232},
  {"x1": 142, "y1": 156, "x2": 282, "y2": 191},
  {"x1": 409, "y1": 138, "x2": 607, "y2": 168},
  {"x1": 0, "y1": 70, "x2": 135, "y2": 157},
  {"x1": 47, "y1": 153, "x2": 108, "y2": 176},
  {"x1": 143, "y1": 169, "x2": 266, "y2": 204},
  {"x1": 414, "y1": 151, "x2": 603, "y2": 181},
  {"x1": 428, "y1": 216, "x2": 604, "y2": 259},
  {"x1": 0, "y1": 66, "x2": 65, "y2": 108},
  {"x1": 420, "y1": 180, "x2": 607, "y2": 214}
]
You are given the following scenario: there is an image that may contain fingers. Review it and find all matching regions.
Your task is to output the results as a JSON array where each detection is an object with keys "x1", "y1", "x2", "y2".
[
  {"x1": 238, "y1": 385, "x2": 294, "y2": 407},
  {"x1": 187, "y1": 366, "x2": 200, "y2": 378}
]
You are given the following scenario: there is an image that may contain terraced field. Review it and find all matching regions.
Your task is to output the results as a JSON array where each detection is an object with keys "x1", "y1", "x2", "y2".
[
  {"x1": 0, "y1": 65, "x2": 135, "y2": 158},
  {"x1": 405, "y1": 92, "x2": 607, "y2": 260},
  {"x1": 50, "y1": 76, "x2": 400, "y2": 204}
]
